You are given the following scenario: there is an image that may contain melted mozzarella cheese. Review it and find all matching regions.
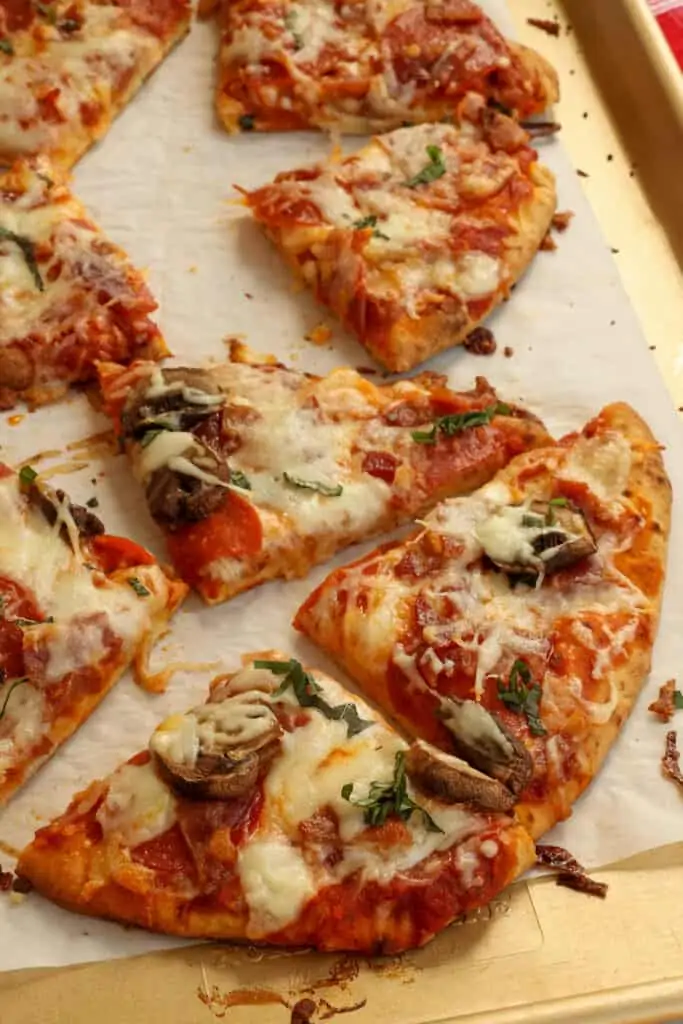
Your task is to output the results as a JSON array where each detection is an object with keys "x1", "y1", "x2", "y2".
[
  {"x1": 97, "y1": 761, "x2": 176, "y2": 847},
  {"x1": 559, "y1": 433, "x2": 632, "y2": 502},
  {"x1": 150, "y1": 692, "x2": 278, "y2": 767},
  {"x1": 237, "y1": 838, "x2": 317, "y2": 933},
  {"x1": 0, "y1": 474, "x2": 163, "y2": 673},
  {"x1": 0, "y1": 682, "x2": 46, "y2": 775}
]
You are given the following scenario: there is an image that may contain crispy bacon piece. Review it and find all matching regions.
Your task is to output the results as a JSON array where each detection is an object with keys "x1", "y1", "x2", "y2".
[
  {"x1": 540, "y1": 231, "x2": 557, "y2": 252},
  {"x1": 649, "y1": 679, "x2": 677, "y2": 722},
  {"x1": 526, "y1": 17, "x2": 561, "y2": 37},
  {"x1": 663, "y1": 731, "x2": 683, "y2": 792},
  {"x1": 536, "y1": 844, "x2": 608, "y2": 899}
]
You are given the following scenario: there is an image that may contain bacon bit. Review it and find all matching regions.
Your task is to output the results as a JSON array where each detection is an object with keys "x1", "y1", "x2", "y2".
[
  {"x1": 540, "y1": 231, "x2": 557, "y2": 252},
  {"x1": 503, "y1": 346, "x2": 514, "y2": 358},
  {"x1": 649, "y1": 679, "x2": 679, "y2": 722},
  {"x1": 527, "y1": 17, "x2": 561, "y2": 36},
  {"x1": 536, "y1": 844, "x2": 608, "y2": 899},
  {"x1": 305, "y1": 323, "x2": 333, "y2": 345},
  {"x1": 663, "y1": 731, "x2": 683, "y2": 792},
  {"x1": 552, "y1": 211, "x2": 574, "y2": 232},
  {"x1": 291, "y1": 999, "x2": 317, "y2": 1024},
  {"x1": 463, "y1": 326, "x2": 496, "y2": 355}
]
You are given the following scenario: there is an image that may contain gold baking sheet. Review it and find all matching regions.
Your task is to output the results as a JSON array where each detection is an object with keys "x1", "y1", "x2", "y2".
[{"x1": 2, "y1": 1, "x2": 683, "y2": 1021}]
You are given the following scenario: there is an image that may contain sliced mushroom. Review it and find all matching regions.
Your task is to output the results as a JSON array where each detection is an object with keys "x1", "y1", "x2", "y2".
[
  {"x1": 121, "y1": 366, "x2": 224, "y2": 439},
  {"x1": 150, "y1": 695, "x2": 282, "y2": 800},
  {"x1": 23, "y1": 481, "x2": 104, "y2": 548},
  {"x1": 436, "y1": 697, "x2": 533, "y2": 797},
  {"x1": 476, "y1": 500, "x2": 596, "y2": 577},
  {"x1": 145, "y1": 442, "x2": 231, "y2": 526},
  {"x1": 406, "y1": 740, "x2": 515, "y2": 812}
]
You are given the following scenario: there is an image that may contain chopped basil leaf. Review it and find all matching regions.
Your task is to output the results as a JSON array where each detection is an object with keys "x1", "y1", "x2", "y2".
[
  {"x1": 497, "y1": 659, "x2": 546, "y2": 736},
  {"x1": 0, "y1": 227, "x2": 44, "y2": 291},
  {"x1": 411, "y1": 402, "x2": 509, "y2": 444},
  {"x1": 239, "y1": 113, "x2": 255, "y2": 131},
  {"x1": 283, "y1": 472, "x2": 343, "y2": 497},
  {"x1": 254, "y1": 658, "x2": 373, "y2": 738},
  {"x1": 548, "y1": 497, "x2": 568, "y2": 507},
  {"x1": 86, "y1": 496, "x2": 99, "y2": 508},
  {"x1": 229, "y1": 469, "x2": 251, "y2": 490},
  {"x1": 353, "y1": 215, "x2": 378, "y2": 230},
  {"x1": 284, "y1": 10, "x2": 303, "y2": 48},
  {"x1": 139, "y1": 428, "x2": 167, "y2": 448},
  {"x1": 35, "y1": 2, "x2": 57, "y2": 23},
  {"x1": 18, "y1": 465, "x2": 38, "y2": 486},
  {"x1": 674, "y1": 691, "x2": 683, "y2": 711},
  {"x1": 405, "y1": 145, "x2": 446, "y2": 188},
  {"x1": 0, "y1": 678, "x2": 30, "y2": 720},
  {"x1": 342, "y1": 751, "x2": 444, "y2": 833},
  {"x1": 0, "y1": 38, "x2": 14, "y2": 54},
  {"x1": 13, "y1": 616, "x2": 54, "y2": 627},
  {"x1": 128, "y1": 577, "x2": 150, "y2": 597},
  {"x1": 521, "y1": 514, "x2": 545, "y2": 528}
]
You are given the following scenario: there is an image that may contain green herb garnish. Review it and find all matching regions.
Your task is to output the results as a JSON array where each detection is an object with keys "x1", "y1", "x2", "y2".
[
  {"x1": 0, "y1": 38, "x2": 14, "y2": 55},
  {"x1": 254, "y1": 658, "x2": 373, "y2": 738},
  {"x1": 342, "y1": 751, "x2": 444, "y2": 833},
  {"x1": 352, "y1": 215, "x2": 389, "y2": 240},
  {"x1": 674, "y1": 691, "x2": 683, "y2": 711},
  {"x1": 497, "y1": 659, "x2": 546, "y2": 736},
  {"x1": 128, "y1": 577, "x2": 150, "y2": 597},
  {"x1": 0, "y1": 678, "x2": 30, "y2": 720},
  {"x1": 405, "y1": 145, "x2": 446, "y2": 188},
  {"x1": 35, "y1": 2, "x2": 57, "y2": 23},
  {"x1": 13, "y1": 616, "x2": 53, "y2": 627},
  {"x1": 18, "y1": 465, "x2": 38, "y2": 486},
  {"x1": 284, "y1": 10, "x2": 303, "y2": 48},
  {"x1": 548, "y1": 497, "x2": 568, "y2": 507},
  {"x1": 239, "y1": 113, "x2": 255, "y2": 131},
  {"x1": 283, "y1": 472, "x2": 343, "y2": 497},
  {"x1": 411, "y1": 402, "x2": 510, "y2": 444},
  {"x1": 0, "y1": 227, "x2": 44, "y2": 291},
  {"x1": 229, "y1": 469, "x2": 251, "y2": 490}
]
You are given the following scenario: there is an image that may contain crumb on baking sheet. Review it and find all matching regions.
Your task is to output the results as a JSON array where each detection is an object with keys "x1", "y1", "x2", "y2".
[
  {"x1": 649, "y1": 680, "x2": 683, "y2": 722},
  {"x1": 526, "y1": 17, "x2": 560, "y2": 36},
  {"x1": 503, "y1": 346, "x2": 514, "y2": 358},
  {"x1": 463, "y1": 327, "x2": 496, "y2": 355},
  {"x1": 552, "y1": 211, "x2": 574, "y2": 232},
  {"x1": 540, "y1": 231, "x2": 557, "y2": 252},
  {"x1": 577, "y1": 169, "x2": 589, "y2": 178},
  {"x1": 188, "y1": 265, "x2": 197, "y2": 274},
  {"x1": 305, "y1": 323, "x2": 333, "y2": 345}
]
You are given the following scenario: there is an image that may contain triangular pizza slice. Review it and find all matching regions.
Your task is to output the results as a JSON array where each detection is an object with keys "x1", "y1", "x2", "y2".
[
  {"x1": 18, "y1": 651, "x2": 535, "y2": 952},
  {"x1": 0, "y1": 0, "x2": 191, "y2": 169},
  {"x1": 0, "y1": 158, "x2": 168, "y2": 408},
  {"x1": 241, "y1": 99, "x2": 556, "y2": 372},
  {"x1": 0, "y1": 461, "x2": 187, "y2": 806},
  {"x1": 97, "y1": 341, "x2": 551, "y2": 604},
  {"x1": 295, "y1": 404, "x2": 672, "y2": 838},
  {"x1": 213, "y1": 0, "x2": 558, "y2": 133}
]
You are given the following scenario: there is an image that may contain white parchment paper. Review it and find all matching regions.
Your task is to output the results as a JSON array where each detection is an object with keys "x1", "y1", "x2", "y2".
[{"x1": 1, "y1": 2, "x2": 683, "y2": 971}]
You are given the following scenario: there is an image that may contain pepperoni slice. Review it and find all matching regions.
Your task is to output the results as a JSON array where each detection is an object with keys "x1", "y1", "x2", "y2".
[
  {"x1": 362, "y1": 450, "x2": 398, "y2": 484},
  {"x1": 166, "y1": 492, "x2": 263, "y2": 588},
  {"x1": 88, "y1": 534, "x2": 157, "y2": 574}
]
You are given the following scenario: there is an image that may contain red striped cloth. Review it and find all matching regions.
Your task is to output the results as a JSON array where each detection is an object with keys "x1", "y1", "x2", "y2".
[{"x1": 647, "y1": 0, "x2": 683, "y2": 68}]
